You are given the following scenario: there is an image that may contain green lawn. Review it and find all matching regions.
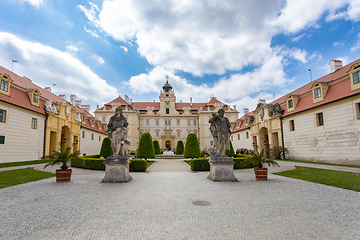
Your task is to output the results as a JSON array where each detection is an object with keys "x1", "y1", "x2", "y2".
[
  {"x1": 0, "y1": 167, "x2": 56, "y2": 188},
  {"x1": 276, "y1": 159, "x2": 360, "y2": 168},
  {"x1": 147, "y1": 161, "x2": 155, "y2": 169},
  {"x1": 0, "y1": 159, "x2": 52, "y2": 168},
  {"x1": 274, "y1": 166, "x2": 360, "y2": 192}
]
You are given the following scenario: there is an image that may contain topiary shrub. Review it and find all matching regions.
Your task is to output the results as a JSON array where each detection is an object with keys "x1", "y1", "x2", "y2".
[
  {"x1": 189, "y1": 158, "x2": 210, "y2": 171},
  {"x1": 130, "y1": 159, "x2": 148, "y2": 172},
  {"x1": 175, "y1": 140, "x2": 184, "y2": 155},
  {"x1": 233, "y1": 157, "x2": 254, "y2": 169},
  {"x1": 100, "y1": 137, "x2": 114, "y2": 158},
  {"x1": 153, "y1": 140, "x2": 161, "y2": 155},
  {"x1": 136, "y1": 132, "x2": 155, "y2": 159},
  {"x1": 225, "y1": 141, "x2": 235, "y2": 157},
  {"x1": 183, "y1": 133, "x2": 201, "y2": 158}
]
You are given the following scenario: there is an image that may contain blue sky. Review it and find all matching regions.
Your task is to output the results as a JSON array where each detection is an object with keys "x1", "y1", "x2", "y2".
[{"x1": 0, "y1": 0, "x2": 360, "y2": 115}]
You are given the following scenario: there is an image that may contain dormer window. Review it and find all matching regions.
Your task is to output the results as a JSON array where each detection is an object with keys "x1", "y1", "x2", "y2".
[
  {"x1": 348, "y1": 63, "x2": 360, "y2": 91},
  {"x1": 287, "y1": 99, "x2": 293, "y2": 108},
  {"x1": 0, "y1": 74, "x2": 13, "y2": 96},
  {"x1": 27, "y1": 89, "x2": 41, "y2": 107},
  {"x1": 286, "y1": 95, "x2": 299, "y2": 112},
  {"x1": 311, "y1": 82, "x2": 329, "y2": 103},
  {"x1": 353, "y1": 71, "x2": 360, "y2": 85}
]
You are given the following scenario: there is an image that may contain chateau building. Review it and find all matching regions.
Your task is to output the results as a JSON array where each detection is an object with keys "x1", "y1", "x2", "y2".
[
  {"x1": 94, "y1": 78, "x2": 239, "y2": 151},
  {"x1": 232, "y1": 59, "x2": 360, "y2": 163},
  {"x1": 0, "y1": 65, "x2": 106, "y2": 162}
]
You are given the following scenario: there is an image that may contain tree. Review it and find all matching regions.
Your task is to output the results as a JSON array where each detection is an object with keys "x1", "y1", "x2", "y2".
[
  {"x1": 153, "y1": 140, "x2": 161, "y2": 155},
  {"x1": 136, "y1": 132, "x2": 155, "y2": 159},
  {"x1": 183, "y1": 133, "x2": 201, "y2": 158},
  {"x1": 175, "y1": 140, "x2": 184, "y2": 155},
  {"x1": 100, "y1": 137, "x2": 114, "y2": 158},
  {"x1": 225, "y1": 141, "x2": 235, "y2": 157}
]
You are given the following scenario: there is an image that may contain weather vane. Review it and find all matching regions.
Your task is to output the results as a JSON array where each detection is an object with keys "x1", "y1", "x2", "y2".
[{"x1": 165, "y1": 75, "x2": 169, "y2": 83}]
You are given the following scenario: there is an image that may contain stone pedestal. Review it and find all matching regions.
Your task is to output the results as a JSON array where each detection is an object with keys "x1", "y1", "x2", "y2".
[
  {"x1": 101, "y1": 155, "x2": 132, "y2": 183},
  {"x1": 207, "y1": 155, "x2": 237, "y2": 182}
]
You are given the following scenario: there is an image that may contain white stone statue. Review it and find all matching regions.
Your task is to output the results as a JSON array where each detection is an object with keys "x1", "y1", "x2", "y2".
[
  {"x1": 45, "y1": 100, "x2": 58, "y2": 114},
  {"x1": 209, "y1": 109, "x2": 231, "y2": 156},
  {"x1": 107, "y1": 107, "x2": 130, "y2": 156}
]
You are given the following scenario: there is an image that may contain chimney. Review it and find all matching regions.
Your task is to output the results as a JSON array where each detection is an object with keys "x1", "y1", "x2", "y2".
[
  {"x1": 45, "y1": 87, "x2": 51, "y2": 92},
  {"x1": 180, "y1": 100, "x2": 182, "y2": 103},
  {"x1": 190, "y1": 97, "x2": 192, "y2": 107},
  {"x1": 258, "y1": 99, "x2": 266, "y2": 104},
  {"x1": 129, "y1": 98, "x2": 132, "y2": 105},
  {"x1": 329, "y1": 60, "x2": 342, "y2": 73},
  {"x1": 81, "y1": 105, "x2": 91, "y2": 113},
  {"x1": 75, "y1": 99, "x2": 82, "y2": 107},
  {"x1": 233, "y1": 105, "x2": 237, "y2": 110},
  {"x1": 243, "y1": 108, "x2": 249, "y2": 115},
  {"x1": 58, "y1": 94, "x2": 66, "y2": 100},
  {"x1": 70, "y1": 95, "x2": 76, "y2": 105}
]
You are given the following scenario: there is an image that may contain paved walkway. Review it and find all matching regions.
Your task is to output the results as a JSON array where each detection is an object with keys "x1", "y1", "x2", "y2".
[
  {"x1": 148, "y1": 158, "x2": 191, "y2": 172},
  {"x1": 1, "y1": 159, "x2": 360, "y2": 239}
]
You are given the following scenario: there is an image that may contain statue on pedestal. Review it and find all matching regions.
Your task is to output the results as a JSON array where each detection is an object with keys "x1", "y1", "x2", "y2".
[
  {"x1": 207, "y1": 108, "x2": 237, "y2": 182},
  {"x1": 102, "y1": 107, "x2": 132, "y2": 183}
]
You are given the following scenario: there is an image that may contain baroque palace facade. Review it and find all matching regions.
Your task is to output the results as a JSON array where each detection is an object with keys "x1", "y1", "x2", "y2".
[
  {"x1": 231, "y1": 59, "x2": 360, "y2": 163},
  {"x1": 0, "y1": 65, "x2": 107, "y2": 163},
  {"x1": 94, "y1": 78, "x2": 239, "y2": 152}
]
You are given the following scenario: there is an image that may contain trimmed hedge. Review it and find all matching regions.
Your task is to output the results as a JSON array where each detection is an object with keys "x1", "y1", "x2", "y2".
[
  {"x1": 234, "y1": 154, "x2": 248, "y2": 158},
  {"x1": 189, "y1": 158, "x2": 210, "y2": 171},
  {"x1": 225, "y1": 141, "x2": 235, "y2": 157},
  {"x1": 136, "y1": 132, "x2": 155, "y2": 159},
  {"x1": 129, "y1": 159, "x2": 148, "y2": 172},
  {"x1": 175, "y1": 140, "x2": 184, "y2": 155},
  {"x1": 233, "y1": 157, "x2": 254, "y2": 169},
  {"x1": 80, "y1": 154, "x2": 100, "y2": 159},
  {"x1": 153, "y1": 140, "x2": 161, "y2": 155},
  {"x1": 71, "y1": 158, "x2": 148, "y2": 172},
  {"x1": 100, "y1": 137, "x2": 114, "y2": 158},
  {"x1": 183, "y1": 133, "x2": 201, "y2": 158}
]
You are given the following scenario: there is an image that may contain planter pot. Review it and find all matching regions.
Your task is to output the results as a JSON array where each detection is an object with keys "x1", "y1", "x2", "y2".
[
  {"x1": 56, "y1": 169, "x2": 72, "y2": 182},
  {"x1": 254, "y1": 167, "x2": 268, "y2": 180}
]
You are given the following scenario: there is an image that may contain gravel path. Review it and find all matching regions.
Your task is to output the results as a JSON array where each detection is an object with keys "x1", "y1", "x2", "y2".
[
  {"x1": 148, "y1": 158, "x2": 191, "y2": 172},
  {"x1": 1, "y1": 161, "x2": 360, "y2": 240}
]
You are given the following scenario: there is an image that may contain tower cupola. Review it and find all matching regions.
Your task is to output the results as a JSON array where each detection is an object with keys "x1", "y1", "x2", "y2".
[{"x1": 162, "y1": 75, "x2": 173, "y2": 93}]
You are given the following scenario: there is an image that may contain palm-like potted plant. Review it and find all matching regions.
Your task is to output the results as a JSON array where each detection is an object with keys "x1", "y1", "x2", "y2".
[
  {"x1": 43, "y1": 147, "x2": 79, "y2": 182},
  {"x1": 245, "y1": 149, "x2": 280, "y2": 180}
]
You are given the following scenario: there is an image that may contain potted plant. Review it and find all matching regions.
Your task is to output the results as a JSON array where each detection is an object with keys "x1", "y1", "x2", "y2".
[
  {"x1": 43, "y1": 147, "x2": 79, "y2": 182},
  {"x1": 245, "y1": 149, "x2": 279, "y2": 180}
]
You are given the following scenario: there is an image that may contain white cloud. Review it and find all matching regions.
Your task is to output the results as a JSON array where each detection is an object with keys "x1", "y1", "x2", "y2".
[
  {"x1": 272, "y1": 0, "x2": 360, "y2": 34},
  {"x1": 84, "y1": 26, "x2": 100, "y2": 38},
  {"x1": 120, "y1": 46, "x2": 128, "y2": 52},
  {"x1": 65, "y1": 45, "x2": 80, "y2": 52},
  {"x1": 20, "y1": 0, "x2": 43, "y2": 7},
  {"x1": 0, "y1": 32, "x2": 118, "y2": 112},
  {"x1": 90, "y1": 53, "x2": 105, "y2": 64},
  {"x1": 292, "y1": 33, "x2": 306, "y2": 42},
  {"x1": 78, "y1": 3, "x2": 100, "y2": 27},
  {"x1": 351, "y1": 33, "x2": 360, "y2": 52}
]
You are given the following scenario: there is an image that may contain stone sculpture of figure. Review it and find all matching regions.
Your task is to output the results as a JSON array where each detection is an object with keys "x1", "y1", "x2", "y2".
[
  {"x1": 107, "y1": 107, "x2": 130, "y2": 156},
  {"x1": 209, "y1": 109, "x2": 231, "y2": 156}
]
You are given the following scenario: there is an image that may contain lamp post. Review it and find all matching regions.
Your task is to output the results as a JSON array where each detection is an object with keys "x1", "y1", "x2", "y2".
[{"x1": 308, "y1": 69, "x2": 312, "y2": 82}]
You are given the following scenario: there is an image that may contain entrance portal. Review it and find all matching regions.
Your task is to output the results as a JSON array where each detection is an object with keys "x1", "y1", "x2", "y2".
[{"x1": 165, "y1": 140, "x2": 171, "y2": 150}]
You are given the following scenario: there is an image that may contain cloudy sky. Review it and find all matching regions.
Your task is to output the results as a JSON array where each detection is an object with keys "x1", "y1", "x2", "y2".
[{"x1": 1, "y1": 0, "x2": 360, "y2": 115}]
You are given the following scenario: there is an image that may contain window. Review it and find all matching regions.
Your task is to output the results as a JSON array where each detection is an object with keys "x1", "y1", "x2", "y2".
[
  {"x1": 91, "y1": 120, "x2": 94, "y2": 126},
  {"x1": 210, "y1": 141, "x2": 213, "y2": 146},
  {"x1": 82, "y1": 115, "x2": 85, "y2": 122},
  {"x1": 165, "y1": 132, "x2": 168, "y2": 137},
  {"x1": 314, "y1": 88, "x2": 321, "y2": 99},
  {"x1": 33, "y1": 94, "x2": 38, "y2": 104},
  {"x1": 1, "y1": 79, "x2": 8, "y2": 92},
  {"x1": 0, "y1": 109, "x2": 6, "y2": 123},
  {"x1": 177, "y1": 120, "x2": 180, "y2": 125},
  {"x1": 82, "y1": 131, "x2": 85, "y2": 138},
  {"x1": 156, "y1": 120, "x2": 159, "y2": 125},
  {"x1": 246, "y1": 118, "x2": 248, "y2": 124},
  {"x1": 356, "y1": 103, "x2": 360, "y2": 119},
  {"x1": 31, "y1": 118, "x2": 37, "y2": 129},
  {"x1": 188, "y1": 120, "x2": 191, "y2": 125},
  {"x1": 238, "y1": 134, "x2": 240, "y2": 140},
  {"x1": 168, "y1": 120, "x2": 171, "y2": 125},
  {"x1": 177, "y1": 132, "x2": 180, "y2": 137},
  {"x1": 289, "y1": 120, "x2": 295, "y2": 131},
  {"x1": 165, "y1": 120, "x2": 167, "y2": 125},
  {"x1": 0, "y1": 135, "x2": 4, "y2": 144},
  {"x1": 288, "y1": 99, "x2": 293, "y2": 109},
  {"x1": 353, "y1": 71, "x2": 360, "y2": 85},
  {"x1": 316, "y1": 112, "x2": 324, "y2": 126},
  {"x1": 146, "y1": 120, "x2": 149, "y2": 125},
  {"x1": 102, "y1": 116, "x2": 106, "y2": 122},
  {"x1": 246, "y1": 132, "x2": 249, "y2": 139},
  {"x1": 99, "y1": 136, "x2": 101, "y2": 141},
  {"x1": 91, "y1": 133, "x2": 94, "y2": 140},
  {"x1": 237, "y1": 122, "x2": 240, "y2": 128},
  {"x1": 156, "y1": 132, "x2": 159, "y2": 137},
  {"x1": 194, "y1": 120, "x2": 196, "y2": 125},
  {"x1": 166, "y1": 108, "x2": 169, "y2": 114}
]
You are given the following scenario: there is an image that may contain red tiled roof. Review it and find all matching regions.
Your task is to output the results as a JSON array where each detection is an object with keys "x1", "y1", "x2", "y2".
[
  {"x1": 232, "y1": 112, "x2": 253, "y2": 133},
  {"x1": 271, "y1": 58, "x2": 360, "y2": 116},
  {"x1": 0, "y1": 85, "x2": 45, "y2": 115},
  {"x1": 81, "y1": 117, "x2": 107, "y2": 134}
]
